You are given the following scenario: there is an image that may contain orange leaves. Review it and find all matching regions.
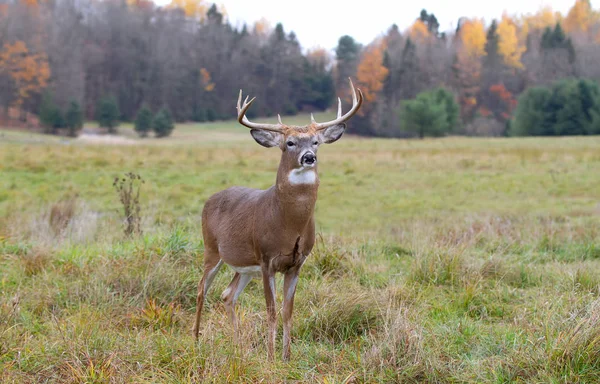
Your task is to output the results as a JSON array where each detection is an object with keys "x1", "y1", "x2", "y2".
[
  {"x1": 487, "y1": 83, "x2": 517, "y2": 121},
  {"x1": 497, "y1": 15, "x2": 525, "y2": 69},
  {"x1": 459, "y1": 19, "x2": 487, "y2": 59},
  {"x1": 564, "y1": 0, "x2": 598, "y2": 35},
  {"x1": 355, "y1": 41, "x2": 388, "y2": 114},
  {"x1": 253, "y1": 18, "x2": 271, "y2": 37},
  {"x1": 199, "y1": 68, "x2": 215, "y2": 92},
  {"x1": 0, "y1": 41, "x2": 50, "y2": 107}
]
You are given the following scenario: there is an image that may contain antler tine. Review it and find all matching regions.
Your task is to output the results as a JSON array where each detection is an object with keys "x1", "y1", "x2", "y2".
[
  {"x1": 311, "y1": 113, "x2": 316, "y2": 124},
  {"x1": 314, "y1": 78, "x2": 363, "y2": 130},
  {"x1": 236, "y1": 90, "x2": 285, "y2": 133}
]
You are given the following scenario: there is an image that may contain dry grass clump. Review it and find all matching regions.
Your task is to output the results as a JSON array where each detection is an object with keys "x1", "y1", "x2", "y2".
[
  {"x1": 363, "y1": 303, "x2": 428, "y2": 381},
  {"x1": 49, "y1": 196, "x2": 77, "y2": 235},
  {"x1": 20, "y1": 247, "x2": 53, "y2": 277},
  {"x1": 548, "y1": 298, "x2": 600, "y2": 381},
  {"x1": 297, "y1": 283, "x2": 381, "y2": 343}
]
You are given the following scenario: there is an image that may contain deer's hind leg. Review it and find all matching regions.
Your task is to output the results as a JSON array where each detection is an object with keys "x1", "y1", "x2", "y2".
[
  {"x1": 193, "y1": 248, "x2": 223, "y2": 339},
  {"x1": 222, "y1": 272, "x2": 253, "y2": 340}
]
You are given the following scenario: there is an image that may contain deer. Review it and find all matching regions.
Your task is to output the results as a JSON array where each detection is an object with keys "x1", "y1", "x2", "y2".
[{"x1": 193, "y1": 79, "x2": 363, "y2": 360}]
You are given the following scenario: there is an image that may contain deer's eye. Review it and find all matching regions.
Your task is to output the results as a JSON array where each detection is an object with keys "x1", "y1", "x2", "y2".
[
  {"x1": 286, "y1": 141, "x2": 295, "y2": 147},
  {"x1": 313, "y1": 140, "x2": 319, "y2": 146}
]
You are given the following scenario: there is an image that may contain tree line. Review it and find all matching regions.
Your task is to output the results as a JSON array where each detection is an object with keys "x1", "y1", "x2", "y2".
[
  {"x1": 0, "y1": 0, "x2": 334, "y2": 133},
  {"x1": 1, "y1": 0, "x2": 600, "y2": 138},
  {"x1": 345, "y1": 2, "x2": 600, "y2": 137}
]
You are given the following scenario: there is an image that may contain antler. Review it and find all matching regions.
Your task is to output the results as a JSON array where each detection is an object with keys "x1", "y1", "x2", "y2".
[
  {"x1": 236, "y1": 78, "x2": 363, "y2": 132},
  {"x1": 237, "y1": 90, "x2": 285, "y2": 133},
  {"x1": 313, "y1": 78, "x2": 363, "y2": 131}
]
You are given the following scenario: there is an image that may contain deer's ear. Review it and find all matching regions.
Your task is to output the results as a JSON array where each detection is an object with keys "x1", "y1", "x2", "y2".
[
  {"x1": 319, "y1": 123, "x2": 346, "y2": 144},
  {"x1": 250, "y1": 129, "x2": 283, "y2": 148}
]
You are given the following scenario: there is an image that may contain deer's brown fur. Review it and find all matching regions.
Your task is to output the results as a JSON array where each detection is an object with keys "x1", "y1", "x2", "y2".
[{"x1": 193, "y1": 80, "x2": 363, "y2": 360}]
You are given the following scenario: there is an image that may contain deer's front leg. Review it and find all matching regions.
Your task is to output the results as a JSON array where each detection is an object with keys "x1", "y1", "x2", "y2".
[
  {"x1": 282, "y1": 269, "x2": 300, "y2": 361},
  {"x1": 262, "y1": 266, "x2": 277, "y2": 360}
]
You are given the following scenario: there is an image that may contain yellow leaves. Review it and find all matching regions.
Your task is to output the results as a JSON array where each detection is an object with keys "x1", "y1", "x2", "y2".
[
  {"x1": 199, "y1": 68, "x2": 215, "y2": 92},
  {"x1": 355, "y1": 41, "x2": 388, "y2": 113},
  {"x1": 0, "y1": 41, "x2": 50, "y2": 106},
  {"x1": 169, "y1": 0, "x2": 207, "y2": 20},
  {"x1": 520, "y1": 6, "x2": 562, "y2": 39},
  {"x1": 498, "y1": 15, "x2": 525, "y2": 69},
  {"x1": 408, "y1": 20, "x2": 430, "y2": 44},
  {"x1": 459, "y1": 19, "x2": 486, "y2": 59},
  {"x1": 564, "y1": 0, "x2": 598, "y2": 35}
]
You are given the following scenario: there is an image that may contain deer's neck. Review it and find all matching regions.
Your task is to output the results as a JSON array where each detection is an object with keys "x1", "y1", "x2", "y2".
[{"x1": 273, "y1": 163, "x2": 319, "y2": 230}]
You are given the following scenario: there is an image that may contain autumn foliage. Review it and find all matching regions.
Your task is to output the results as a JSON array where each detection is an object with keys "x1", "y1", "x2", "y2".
[
  {"x1": 2, "y1": 0, "x2": 600, "y2": 138},
  {"x1": 356, "y1": 41, "x2": 389, "y2": 115},
  {"x1": 0, "y1": 41, "x2": 50, "y2": 108}
]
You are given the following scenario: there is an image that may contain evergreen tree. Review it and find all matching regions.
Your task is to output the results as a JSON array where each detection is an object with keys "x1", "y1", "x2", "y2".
[
  {"x1": 399, "y1": 88, "x2": 458, "y2": 138},
  {"x1": 95, "y1": 95, "x2": 120, "y2": 134},
  {"x1": 399, "y1": 38, "x2": 420, "y2": 100},
  {"x1": 510, "y1": 87, "x2": 552, "y2": 136},
  {"x1": 39, "y1": 92, "x2": 64, "y2": 134},
  {"x1": 484, "y1": 20, "x2": 500, "y2": 68},
  {"x1": 65, "y1": 100, "x2": 84, "y2": 137},
  {"x1": 335, "y1": 35, "x2": 360, "y2": 93},
  {"x1": 419, "y1": 9, "x2": 440, "y2": 37},
  {"x1": 510, "y1": 79, "x2": 600, "y2": 136},
  {"x1": 134, "y1": 105, "x2": 153, "y2": 137},
  {"x1": 434, "y1": 88, "x2": 460, "y2": 133},
  {"x1": 152, "y1": 108, "x2": 175, "y2": 138}
]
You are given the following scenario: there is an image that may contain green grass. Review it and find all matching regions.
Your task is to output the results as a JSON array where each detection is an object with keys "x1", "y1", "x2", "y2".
[{"x1": 1, "y1": 117, "x2": 600, "y2": 382}]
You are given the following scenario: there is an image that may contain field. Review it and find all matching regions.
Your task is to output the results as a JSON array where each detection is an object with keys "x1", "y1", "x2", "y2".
[{"x1": 1, "y1": 116, "x2": 600, "y2": 383}]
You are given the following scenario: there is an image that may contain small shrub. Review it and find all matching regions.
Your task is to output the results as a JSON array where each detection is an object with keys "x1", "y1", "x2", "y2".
[
  {"x1": 65, "y1": 100, "x2": 84, "y2": 137},
  {"x1": 192, "y1": 107, "x2": 206, "y2": 122},
  {"x1": 152, "y1": 108, "x2": 174, "y2": 138},
  {"x1": 95, "y1": 95, "x2": 120, "y2": 133},
  {"x1": 113, "y1": 172, "x2": 144, "y2": 237},
  {"x1": 206, "y1": 108, "x2": 217, "y2": 122},
  {"x1": 39, "y1": 92, "x2": 65, "y2": 134},
  {"x1": 134, "y1": 105, "x2": 153, "y2": 138}
]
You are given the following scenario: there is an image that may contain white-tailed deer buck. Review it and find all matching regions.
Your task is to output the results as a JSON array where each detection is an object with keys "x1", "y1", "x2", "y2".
[{"x1": 193, "y1": 79, "x2": 363, "y2": 360}]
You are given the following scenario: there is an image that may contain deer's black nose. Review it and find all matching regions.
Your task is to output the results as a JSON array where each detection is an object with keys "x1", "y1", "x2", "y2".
[{"x1": 302, "y1": 152, "x2": 316, "y2": 165}]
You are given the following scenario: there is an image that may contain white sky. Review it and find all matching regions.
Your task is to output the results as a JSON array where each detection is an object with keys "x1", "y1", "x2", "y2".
[{"x1": 156, "y1": 0, "x2": 577, "y2": 51}]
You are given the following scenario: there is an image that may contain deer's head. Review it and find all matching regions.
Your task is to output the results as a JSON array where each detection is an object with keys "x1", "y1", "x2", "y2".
[{"x1": 236, "y1": 79, "x2": 363, "y2": 173}]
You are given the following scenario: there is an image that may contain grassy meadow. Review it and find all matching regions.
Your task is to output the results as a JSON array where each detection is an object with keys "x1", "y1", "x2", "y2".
[{"x1": 1, "y1": 115, "x2": 600, "y2": 382}]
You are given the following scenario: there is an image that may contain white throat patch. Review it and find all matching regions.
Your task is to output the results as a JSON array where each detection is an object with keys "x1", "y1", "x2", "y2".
[{"x1": 288, "y1": 168, "x2": 317, "y2": 185}]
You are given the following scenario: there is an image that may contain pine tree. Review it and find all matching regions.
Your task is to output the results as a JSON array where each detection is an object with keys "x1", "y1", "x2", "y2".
[
  {"x1": 399, "y1": 88, "x2": 458, "y2": 138},
  {"x1": 152, "y1": 108, "x2": 175, "y2": 138},
  {"x1": 95, "y1": 95, "x2": 120, "y2": 134},
  {"x1": 399, "y1": 38, "x2": 420, "y2": 100},
  {"x1": 134, "y1": 105, "x2": 153, "y2": 137},
  {"x1": 65, "y1": 101, "x2": 84, "y2": 137},
  {"x1": 39, "y1": 92, "x2": 64, "y2": 134}
]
